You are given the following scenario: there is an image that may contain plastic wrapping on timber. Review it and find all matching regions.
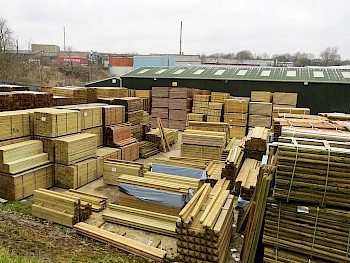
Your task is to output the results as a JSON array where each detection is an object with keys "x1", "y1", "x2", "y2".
[{"x1": 151, "y1": 163, "x2": 207, "y2": 180}]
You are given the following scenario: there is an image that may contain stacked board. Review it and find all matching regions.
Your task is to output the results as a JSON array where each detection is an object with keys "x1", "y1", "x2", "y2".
[
  {"x1": 187, "y1": 121, "x2": 230, "y2": 142},
  {"x1": 95, "y1": 87, "x2": 128, "y2": 99},
  {"x1": 0, "y1": 111, "x2": 30, "y2": 141},
  {"x1": 249, "y1": 91, "x2": 272, "y2": 128},
  {"x1": 235, "y1": 158, "x2": 260, "y2": 200},
  {"x1": 244, "y1": 127, "x2": 269, "y2": 160},
  {"x1": 104, "y1": 123, "x2": 132, "y2": 146},
  {"x1": 0, "y1": 91, "x2": 53, "y2": 111},
  {"x1": 176, "y1": 181, "x2": 234, "y2": 263},
  {"x1": 103, "y1": 159, "x2": 144, "y2": 185},
  {"x1": 224, "y1": 97, "x2": 250, "y2": 139},
  {"x1": 151, "y1": 87, "x2": 170, "y2": 128},
  {"x1": 52, "y1": 87, "x2": 88, "y2": 104},
  {"x1": 145, "y1": 128, "x2": 178, "y2": 149},
  {"x1": 95, "y1": 147, "x2": 121, "y2": 177},
  {"x1": 168, "y1": 87, "x2": 193, "y2": 131}
]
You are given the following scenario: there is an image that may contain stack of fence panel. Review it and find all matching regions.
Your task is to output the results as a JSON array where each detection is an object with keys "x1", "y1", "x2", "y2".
[
  {"x1": 224, "y1": 97, "x2": 250, "y2": 139},
  {"x1": 151, "y1": 87, "x2": 170, "y2": 128},
  {"x1": 0, "y1": 139, "x2": 53, "y2": 200},
  {"x1": 192, "y1": 95, "x2": 210, "y2": 116},
  {"x1": 176, "y1": 181, "x2": 234, "y2": 263},
  {"x1": 54, "y1": 133, "x2": 98, "y2": 189},
  {"x1": 181, "y1": 129, "x2": 227, "y2": 160},
  {"x1": 262, "y1": 137, "x2": 350, "y2": 262},
  {"x1": 249, "y1": 91, "x2": 272, "y2": 128},
  {"x1": 168, "y1": 87, "x2": 193, "y2": 131}
]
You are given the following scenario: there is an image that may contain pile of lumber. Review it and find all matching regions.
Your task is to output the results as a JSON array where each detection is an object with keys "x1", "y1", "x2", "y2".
[
  {"x1": 176, "y1": 180, "x2": 234, "y2": 263},
  {"x1": 206, "y1": 102, "x2": 223, "y2": 122},
  {"x1": 272, "y1": 106, "x2": 310, "y2": 119},
  {"x1": 280, "y1": 126, "x2": 350, "y2": 142},
  {"x1": 108, "y1": 97, "x2": 142, "y2": 113},
  {"x1": 0, "y1": 137, "x2": 31, "y2": 148},
  {"x1": 192, "y1": 94, "x2": 210, "y2": 115},
  {"x1": 55, "y1": 158, "x2": 98, "y2": 189},
  {"x1": 82, "y1": 126, "x2": 103, "y2": 147},
  {"x1": 135, "y1": 90, "x2": 151, "y2": 98},
  {"x1": 138, "y1": 141, "x2": 159, "y2": 158},
  {"x1": 32, "y1": 188, "x2": 92, "y2": 227},
  {"x1": 154, "y1": 157, "x2": 209, "y2": 170},
  {"x1": 95, "y1": 87, "x2": 128, "y2": 98},
  {"x1": 103, "y1": 159, "x2": 144, "y2": 185},
  {"x1": 131, "y1": 123, "x2": 143, "y2": 141},
  {"x1": 55, "y1": 133, "x2": 97, "y2": 165},
  {"x1": 118, "y1": 138, "x2": 139, "y2": 161},
  {"x1": 210, "y1": 91, "x2": 230, "y2": 103},
  {"x1": 244, "y1": 127, "x2": 269, "y2": 160},
  {"x1": 168, "y1": 87, "x2": 193, "y2": 131},
  {"x1": 0, "y1": 164, "x2": 53, "y2": 200},
  {"x1": 64, "y1": 189, "x2": 107, "y2": 212},
  {"x1": 221, "y1": 138, "x2": 245, "y2": 189},
  {"x1": 103, "y1": 204, "x2": 177, "y2": 236},
  {"x1": 151, "y1": 87, "x2": 170, "y2": 128},
  {"x1": 0, "y1": 110, "x2": 30, "y2": 141},
  {"x1": 126, "y1": 110, "x2": 143, "y2": 125},
  {"x1": 181, "y1": 144, "x2": 223, "y2": 161},
  {"x1": 272, "y1": 137, "x2": 350, "y2": 208},
  {"x1": 0, "y1": 84, "x2": 29, "y2": 92},
  {"x1": 31, "y1": 108, "x2": 82, "y2": 137},
  {"x1": 100, "y1": 105, "x2": 125, "y2": 126},
  {"x1": 187, "y1": 121, "x2": 230, "y2": 142},
  {"x1": 0, "y1": 91, "x2": 53, "y2": 111},
  {"x1": 186, "y1": 113, "x2": 205, "y2": 126},
  {"x1": 251, "y1": 91, "x2": 271, "y2": 103},
  {"x1": 206, "y1": 161, "x2": 226, "y2": 185},
  {"x1": 74, "y1": 222, "x2": 167, "y2": 262},
  {"x1": 0, "y1": 140, "x2": 49, "y2": 174},
  {"x1": 95, "y1": 147, "x2": 121, "y2": 176},
  {"x1": 224, "y1": 97, "x2": 250, "y2": 139},
  {"x1": 272, "y1": 92, "x2": 298, "y2": 108},
  {"x1": 235, "y1": 158, "x2": 260, "y2": 200},
  {"x1": 145, "y1": 128, "x2": 178, "y2": 149},
  {"x1": 52, "y1": 87, "x2": 88, "y2": 104},
  {"x1": 104, "y1": 123, "x2": 132, "y2": 146},
  {"x1": 249, "y1": 91, "x2": 272, "y2": 128},
  {"x1": 53, "y1": 96, "x2": 72, "y2": 106}
]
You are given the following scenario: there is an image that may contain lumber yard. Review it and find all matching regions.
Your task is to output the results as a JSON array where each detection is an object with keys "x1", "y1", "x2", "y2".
[{"x1": 1, "y1": 81, "x2": 350, "y2": 263}]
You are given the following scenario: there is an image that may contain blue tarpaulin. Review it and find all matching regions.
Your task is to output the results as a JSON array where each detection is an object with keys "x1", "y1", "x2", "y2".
[{"x1": 151, "y1": 163, "x2": 207, "y2": 180}]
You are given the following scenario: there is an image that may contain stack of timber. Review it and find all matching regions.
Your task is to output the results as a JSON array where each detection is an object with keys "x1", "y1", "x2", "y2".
[
  {"x1": 100, "y1": 105, "x2": 125, "y2": 126},
  {"x1": 145, "y1": 128, "x2": 178, "y2": 150},
  {"x1": 272, "y1": 92, "x2": 298, "y2": 108},
  {"x1": 141, "y1": 111, "x2": 150, "y2": 137},
  {"x1": 224, "y1": 97, "x2": 250, "y2": 139},
  {"x1": 206, "y1": 161, "x2": 226, "y2": 185},
  {"x1": 0, "y1": 92, "x2": 14, "y2": 111},
  {"x1": 74, "y1": 222, "x2": 167, "y2": 262},
  {"x1": 52, "y1": 87, "x2": 88, "y2": 104},
  {"x1": 239, "y1": 165, "x2": 275, "y2": 263},
  {"x1": 187, "y1": 121, "x2": 230, "y2": 142},
  {"x1": 0, "y1": 164, "x2": 53, "y2": 200},
  {"x1": 82, "y1": 126, "x2": 103, "y2": 147},
  {"x1": 181, "y1": 130, "x2": 227, "y2": 160},
  {"x1": 154, "y1": 158, "x2": 209, "y2": 170},
  {"x1": 106, "y1": 97, "x2": 143, "y2": 124},
  {"x1": 31, "y1": 108, "x2": 82, "y2": 137},
  {"x1": 248, "y1": 102, "x2": 272, "y2": 128},
  {"x1": 151, "y1": 87, "x2": 170, "y2": 128},
  {"x1": 103, "y1": 159, "x2": 144, "y2": 185},
  {"x1": 0, "y1": 136, "x2": 31, "y2": 148},
  {"x1": 32, "y1": 188, "x2": 92, "y2": 227},
  {"x1": 55, "y1": 133, "x2": 97, "y2": 165},
  {"x1": 272, "y1": 137, "x2": 350, "y2": 208},
  {"x1": 0, "y1": 92, "x2": 53, "y2": 111},
  {"x1": 139, "y1": 141, "x2": 159, "y2": 158},
  {"x1": 244, "y1": 127, "x2": 269, "y2": 160},
  {"x1": 168, "y1": 87, "x2": 193, "y2": 131},
  {"x1": 53, "y1": 96, "x2": 72, "y2": 106},
  {"x1": 221, "y1": 138, "x2": 245, "y2": 189},
  {"x1": 250, "y1": 91, "x2": 272, "y2": 103},
  {"x1": 127, "y1": 88, "x2": 135, "y2": 97},
  {"x1": 95, "y1": 147, "x2": 121, "y2": 177},
  {"x1": 210, "y1": 91, "x2": 230, "y2": 103},
  {"x1": 104, "y1": 123, "x2": 132, "y2": 146},
  {"x1": 103, "y1": 204, "x2": 177, "y2": 236},
  {"x1": 0, "y1": 140, "x2": 49, "y2": 174},
  {"x1": 116, "y1": 138, "x2": 139, "y2": 161},
  {"x1": 272, "y1": 106, "x2": 310, "y2": 119},
  {"x1": 135, "y1": 90, "x2": 151, "y2": 113},
  {"x1": 55, "y1": 158, "x2": 98, "y2": 189},
  {"x1": 117, "y1": 172, "x2": 199, "y2": 216},
  {"x1": 0, "y1": 84, "x2": 29, "y2": 92},
  {"x1": 206, "y1": 102, "x2": 223, "y2": 122},
  {"x1": 176, "y1": 180, "x2": 234, "y2": 263},
  {"x1": 235, "y1": 158, "x2": 260, "y2": 199},
  {"x1": 64, "y1": 189, "x2": 107, "y2": 212},
  {"x1": 186, "y1": 113, "x2": 205, "y2": 126},
  {"x1": 273, "y1": 116, "x2": 345, "y2": 140},
  {"x1": 0, "y1": 111, "x2": 30, "y2": 141},
  {"x1": 95, "y1": 87, "x2": 128, "y2": 99},
  {"x1": 192, "y1": 94, "x2": 210, "y2": 115},
  {"x1": 131, "y1": 123, "x2": 143, "y2": 141}
]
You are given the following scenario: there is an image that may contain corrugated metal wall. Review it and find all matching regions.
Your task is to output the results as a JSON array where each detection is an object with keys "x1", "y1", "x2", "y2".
[{"x1": 121, "y1": 77, "x2": 350, "y2": 114}]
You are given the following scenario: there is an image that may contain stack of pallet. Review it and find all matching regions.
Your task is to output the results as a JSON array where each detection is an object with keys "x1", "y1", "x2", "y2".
[
  {"x1": 103, "y1": 159, "x2": 144, "y2": 185},
  {"x1": 176, "y1": 180, "x2": 234, "y2": 263},
  {"x1": 192, "y1": 94, "x2": 210, "y2": 116},
  {"x1": 181, "y1": 129, "x2": 227, "y2": 160},
  {"x1": 95, "y1": 87, "x2": 128, "y2": 99},
  {"x1": 52, "y1": 87, "x2": 89, "y2": 104},
  {"x1": 224, "y1": 97, "x2": 250, "y2": 139},
  {"x1": 244, "y1": 127, "x2": 269, "y2": 160},
  {"x1": 0, "y1": 140, "x2": 53, "y2": 200},
  {"x1": 151, "y1": 87, "x2": 170, "y2": 128},
  {"x1": 168, "y1": 87, "x2": 193, "y2": 131},
  {"x1": 210, "y1": 92, "x2": 230, "y2": 103},
  {"x1": 54, "y1": 133, "x2": 98, "y2": 189},
  {"x1": 249, "y1": 91, "x2": 272, "y2": 128},
  {"x1": 145, "y1": 128, "x2": 178, "y2": 150},
  {"x1": 32, "y1": 188, "x2": 92, "y2": 227},
  {"x1": 135, "y1": 90, "x2": 151, "y2": 113},
  {"x1": 138, "y1": 141, "x2": 159, "y2": 158}
]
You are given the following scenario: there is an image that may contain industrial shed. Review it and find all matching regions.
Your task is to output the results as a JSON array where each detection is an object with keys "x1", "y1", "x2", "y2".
[
  {"x1": 121, "y1": 67, "x2": 350, "y2": 114},
  {"x1": 85, "y1": 77, "x2": 121, "y2": 87}
]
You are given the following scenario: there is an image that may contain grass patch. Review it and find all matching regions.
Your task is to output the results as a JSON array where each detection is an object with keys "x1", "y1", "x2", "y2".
[
  {"x1": 0, "y1": 247, "x2": 40, "y2": 263},
  {"x1": 0, "y1": 200, "x2": 32, "y2": 216}
]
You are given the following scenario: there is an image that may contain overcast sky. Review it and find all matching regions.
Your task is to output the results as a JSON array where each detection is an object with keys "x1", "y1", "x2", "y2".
[{"x1": 2, "y1": 0, "x2": 350, "y2": 59}]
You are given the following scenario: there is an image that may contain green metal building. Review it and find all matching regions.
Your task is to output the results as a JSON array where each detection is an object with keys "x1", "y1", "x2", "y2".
[{"x1": 121, "y1": 66, "x2": 350, "y2": 114}]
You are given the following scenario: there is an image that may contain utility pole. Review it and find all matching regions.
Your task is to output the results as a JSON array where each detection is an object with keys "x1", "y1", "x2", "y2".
[
  {"x1": 179, "y1": 21, "x2": 183, "y2": 55},
  {"x1": 63, "y1": 27, "x2": 66, "y2": 51}
]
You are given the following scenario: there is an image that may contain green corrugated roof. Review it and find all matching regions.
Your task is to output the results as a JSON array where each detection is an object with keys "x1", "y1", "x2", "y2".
[{"x1": 122, "y1": 66, "x2": 350, "y2": 84}]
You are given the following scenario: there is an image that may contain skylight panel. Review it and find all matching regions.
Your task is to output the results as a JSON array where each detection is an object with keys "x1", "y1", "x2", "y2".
[
  {"x1": 237, "y1": 70, "x2": 248, "y2": 76},
  {"x1": 193, "y1": 69, "x2": 205, "y2": 75},
  {"x1": 342, "y1": 72, "x2": 350, "y2": 78},
  {"x1": 173, "y1": 69, "x2": 186, "y2": 75},
  {"x1": 155, "y1": 69, "x2": 168, "y2": 74},
  {"x1": 214, "y1": 69, "x2": 225, "y2": 75},
  {"x1": 137, "y1": 69, "x2": 150, "y2": 74},
  {"x1": 261, "y1": 70, "x2": 271, "y2": 77},
  {"x1": 313, "y1": 71, "x2": 324, "y2": 78},
  {"x1": 286, "y1": 71, "x2": 297, "y2": 77}
]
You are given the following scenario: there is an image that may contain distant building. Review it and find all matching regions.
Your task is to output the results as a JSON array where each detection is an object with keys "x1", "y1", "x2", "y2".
[
  {"x1": 201, "y1": 58, "x2": 268, "y2": 67},
  {"x1": 31, "y1": 44, "x2": 60, "y2": 56}
]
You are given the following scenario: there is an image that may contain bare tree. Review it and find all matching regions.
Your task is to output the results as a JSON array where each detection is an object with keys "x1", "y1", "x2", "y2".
[
  {"x1": 320, "y1": 47, "x2": 341, "y2": 66},
  {"x1": 0, "y1": 18, "x2": 14, "y2": 52},
  {"x1": 235, "y1": 50, "x2": 254, "y2": 60}
]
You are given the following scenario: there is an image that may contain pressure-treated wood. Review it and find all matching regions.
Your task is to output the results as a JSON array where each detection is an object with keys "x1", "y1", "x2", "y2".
[
  {"x1": 235, "y1": 159, "x2": 260, "y2": 199},
  {"x1": 0, "y1": 110, "x2": 30, "y2": 141},
  {"x1": 64, "y1": 189, "x2": 107, "y2": 212},
  {"x1": 103, "y1": 159, "x2": 144, "y2": 185}
]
